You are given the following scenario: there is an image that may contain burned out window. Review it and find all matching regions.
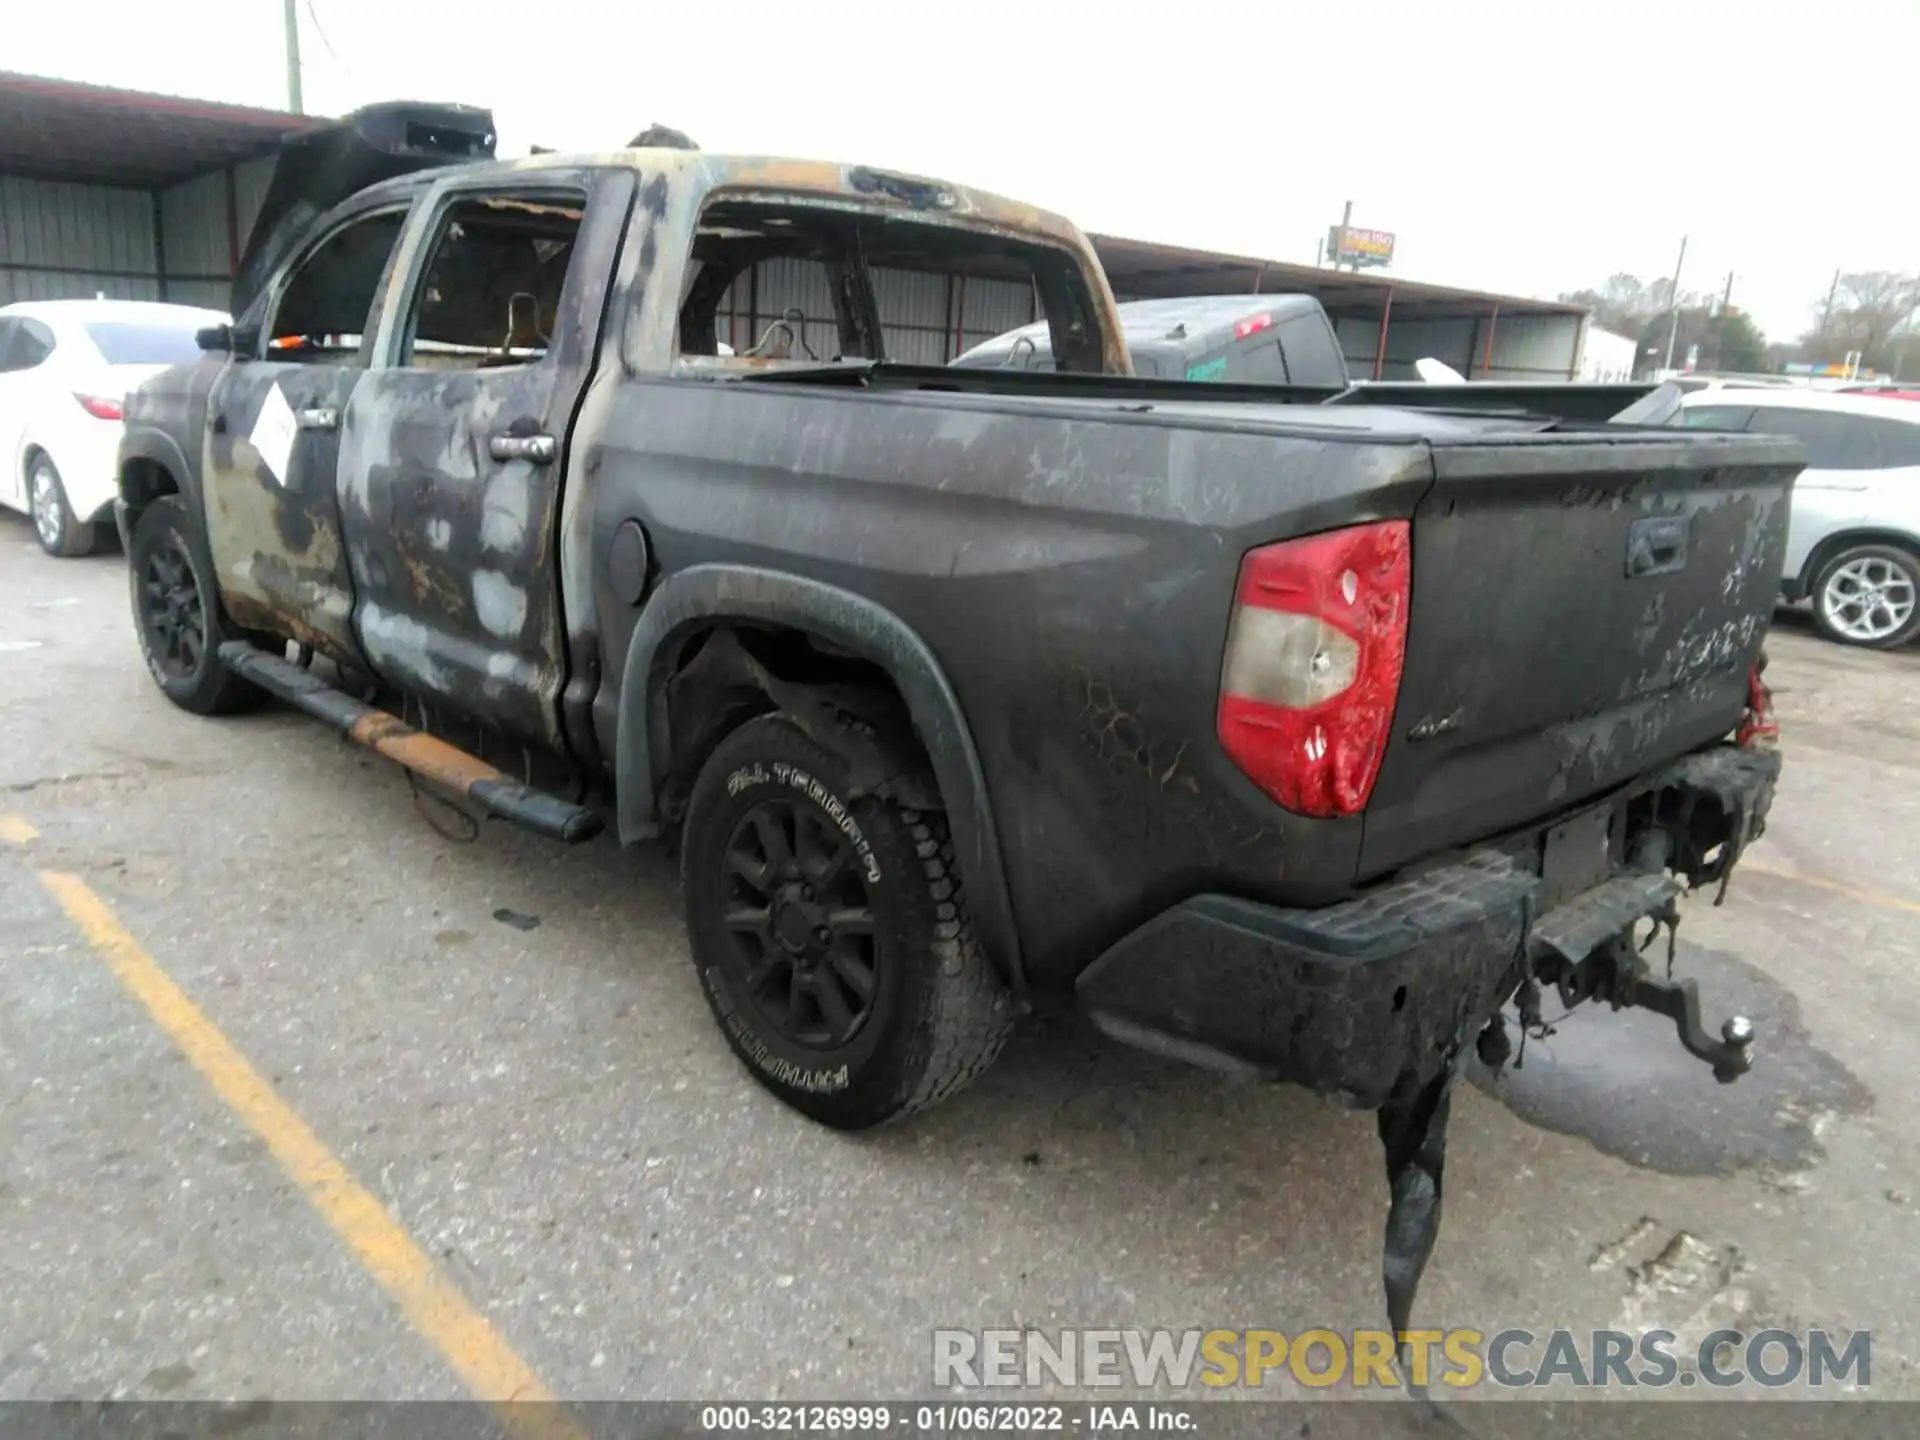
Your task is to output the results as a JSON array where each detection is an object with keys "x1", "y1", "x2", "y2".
[
  {"x1": 397, "y1": 192, "x2": 584, "y2": 370},
  {"x1": 269, "y1": 210, "x2": 406, "y2": 362},
  {"x1": 677, "y1": 197, "x2": 1106, "y2": 374}
]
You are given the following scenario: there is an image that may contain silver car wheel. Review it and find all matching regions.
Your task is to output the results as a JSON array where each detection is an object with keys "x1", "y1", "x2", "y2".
[
  {"x1": 1821, "y1": 554, "x2": 1917, "y2": 643},
  {"x1": 30, "y1": 464, "x2": 63, "y2": 550}
]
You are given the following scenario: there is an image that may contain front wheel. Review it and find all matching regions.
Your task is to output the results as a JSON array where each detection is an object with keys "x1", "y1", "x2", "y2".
[
  {"x1": 28, "y1": 456, "x2": 95, "y2": 557},
  {"x1": 681, "y1": 713, "x2": 1012, "y2": 1130},
  {"x1": 128, "y1": 496, "x2": 263, "y2": 714},
  {"x1": 1810, "y1": 543, "x2": 1920, "y2": 649}
]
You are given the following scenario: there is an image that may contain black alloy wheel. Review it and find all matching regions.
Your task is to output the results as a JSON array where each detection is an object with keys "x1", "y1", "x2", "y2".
[
  {"x1": 126, "y1": 495, "x2": 263, "y2": 715},
  {"x1": 721, "y1": 797, "x2": 880, "y2": 1050},
  {"x1": 139, "y1": 535, "x2": 208, "y2": 682}
]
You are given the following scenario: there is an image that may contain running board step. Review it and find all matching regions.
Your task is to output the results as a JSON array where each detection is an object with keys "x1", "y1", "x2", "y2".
[{"x1": 218, "y1": 642, "x2": 602, "y2": 844}]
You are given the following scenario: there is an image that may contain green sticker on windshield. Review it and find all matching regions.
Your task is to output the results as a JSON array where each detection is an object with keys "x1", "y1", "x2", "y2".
[{"x1": 1185, "y1": 357, "x2": 1227, "y2": 382}]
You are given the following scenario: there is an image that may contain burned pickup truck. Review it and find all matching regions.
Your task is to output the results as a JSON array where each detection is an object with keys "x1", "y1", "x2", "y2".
[{"x1": 116, "y1": 102, "x2": 1796, "y2": 1344}]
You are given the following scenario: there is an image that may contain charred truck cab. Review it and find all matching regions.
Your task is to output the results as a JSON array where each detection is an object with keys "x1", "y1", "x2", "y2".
[{"x1": 116, "y1": 102, "x2": 1797, "y2": 1358}]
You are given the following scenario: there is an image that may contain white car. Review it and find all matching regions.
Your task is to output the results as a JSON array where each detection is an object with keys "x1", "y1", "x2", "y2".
[
  {"x1": 1679, "y1": 388, "x2": 1920, "y2": 648},
  {"x1": 0, "y1": 299, "x2": 229, "y2": 557}
]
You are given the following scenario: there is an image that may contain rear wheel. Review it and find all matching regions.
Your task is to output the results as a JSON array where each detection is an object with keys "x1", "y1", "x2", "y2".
[
  {"x1": 1810, "y1": 543, "x2": 1920, "y2": 649},
  {"x1": 681, "y1": 713, "x2": 1012, "y2": 1130},
  {"x1": 128, "y1": 496, "x2": 262, "y2": 714},
  {"x1": 27, "y1": 456, "x2": 95, "y2": 558}
]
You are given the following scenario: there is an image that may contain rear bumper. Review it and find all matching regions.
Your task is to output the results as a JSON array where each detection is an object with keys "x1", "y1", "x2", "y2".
[{"x1": 1075, "y1": 745, "x2": 1781, "y2": 1110}]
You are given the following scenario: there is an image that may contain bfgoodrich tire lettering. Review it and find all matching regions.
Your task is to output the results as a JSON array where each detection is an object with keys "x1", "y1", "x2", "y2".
[{"x1": 682, "y1": 713, "x2": 1011, "y2": 1129}]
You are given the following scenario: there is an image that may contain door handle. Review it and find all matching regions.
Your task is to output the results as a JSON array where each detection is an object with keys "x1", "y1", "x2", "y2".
[
  {"x1": 296, "y1": 406, "x2": 339, "y2": 431},
  {"x1": 489, "y1": 432, "x2": 556, "y2": 464}
]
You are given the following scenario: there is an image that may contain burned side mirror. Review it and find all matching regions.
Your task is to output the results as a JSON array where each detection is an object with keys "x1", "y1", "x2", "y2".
[{"x1": 196, "y1": 323, "x2": 233, "y2": 353}]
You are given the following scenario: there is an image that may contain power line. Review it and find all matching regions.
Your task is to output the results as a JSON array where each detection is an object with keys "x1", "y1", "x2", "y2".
[{"x1": 305, "y1": 0, "x2": 356, "y2": 79}]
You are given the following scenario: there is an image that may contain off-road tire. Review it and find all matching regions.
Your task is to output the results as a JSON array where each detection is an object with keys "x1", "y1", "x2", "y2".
[
  {"x1": 1809, "y1": 542, "x2": 1920, "y2": 650},
  {"x1": 128, "y1": 495, "x2": 264, "y2": 715},
  {"x1": 681, "y1": 712, "x2": 1012, "y2": 1129},
  {"x1": 28, "y1": 455, "x2": 95, "y2": 557}
]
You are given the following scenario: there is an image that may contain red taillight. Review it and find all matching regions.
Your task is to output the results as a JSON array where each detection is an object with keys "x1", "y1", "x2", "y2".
[
  {"x1": 1233, "y1": 312, "x2": 1273, "y2": 340},
  {"x1": 1216, "y1": 520, "x2": 1411, "y2": 817},
  {"x1": 1737, "y1": 660, "x2": 1778, "y2": 751},
  {"x1": 75, "y1": 393, "x2": 124, "y2": 421}
]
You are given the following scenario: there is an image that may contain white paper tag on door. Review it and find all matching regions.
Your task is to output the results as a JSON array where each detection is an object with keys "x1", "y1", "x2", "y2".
[{"x1": 249, "y1": 382, "x2": 299, "y2": 488}]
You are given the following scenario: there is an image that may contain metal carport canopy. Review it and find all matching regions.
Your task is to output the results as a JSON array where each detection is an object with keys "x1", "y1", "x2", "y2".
[
  {"x1": 1088, "y1": 232, "x2": 1584, "y2": 322},
  {"x1": 0, "y1": 71, "x2": 316, "y2": 188}
]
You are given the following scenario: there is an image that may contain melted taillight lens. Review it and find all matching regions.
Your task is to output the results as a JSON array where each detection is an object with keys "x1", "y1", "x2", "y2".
[{"x1": 1216, "y1": 520, "x2": 1411, "y2": 816}]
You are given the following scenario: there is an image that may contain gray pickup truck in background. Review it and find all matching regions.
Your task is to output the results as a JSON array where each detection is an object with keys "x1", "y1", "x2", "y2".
[
  {"x1": 952, "y1": 292, "x2": 1351, "y2": 385},
  {"x1": 115, "y1": 101, "x2": 1797, "y2": 1350}
]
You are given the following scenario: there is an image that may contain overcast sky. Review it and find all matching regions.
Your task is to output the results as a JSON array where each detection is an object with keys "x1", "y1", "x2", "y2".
[{"x1": 15, "y1": 0, "x2": 1914, "y2": 340}]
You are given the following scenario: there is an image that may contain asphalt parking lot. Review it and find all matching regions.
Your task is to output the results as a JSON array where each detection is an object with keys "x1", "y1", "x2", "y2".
[{"x1": 2, "y1": 513, "x2": 1917, "y2": 1423}]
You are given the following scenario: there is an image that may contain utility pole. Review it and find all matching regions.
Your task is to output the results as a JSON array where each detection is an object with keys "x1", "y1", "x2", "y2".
[
  {"x1": 1337, "y1": 199, "x2": 1353, "y2": 273},
  {"x1": 283, "y1": 0, "x2": 304, "y2": 114},
  {"x1": 1720, "y1": 271, "x2": 1734, "y2": 315},
  {"x1": 1661, "y1": 234, "x2": 1688, "y2": 373},
  {"x1": 1818, "y1": 267, "x2": 1841, "y2": 348}
]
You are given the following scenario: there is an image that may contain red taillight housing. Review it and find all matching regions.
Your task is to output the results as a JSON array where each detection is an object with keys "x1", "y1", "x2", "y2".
[
  {"x1": 1216, "y1": 520, "x2": 1411, "y2": 817},
  {"x1": 1233, "y1": 312, "x2": 1273, "y2": 339},
  {"x1": 75, "y1": 393, "x2": 124, "y2": 421}
]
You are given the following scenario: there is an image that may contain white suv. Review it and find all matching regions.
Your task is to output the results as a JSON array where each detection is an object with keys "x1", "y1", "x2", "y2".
[{"x1": 1679, "y1": 389, "x2": 1920, "y2": 648}]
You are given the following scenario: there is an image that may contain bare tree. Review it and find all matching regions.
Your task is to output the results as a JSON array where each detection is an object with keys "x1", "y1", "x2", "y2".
[
  {"x1": 1805, "y1": 271, "x2": 1920, "y2": 368},
  {"x1": 1557, "y1": 272, "x2": 1704, "y2": 339}
]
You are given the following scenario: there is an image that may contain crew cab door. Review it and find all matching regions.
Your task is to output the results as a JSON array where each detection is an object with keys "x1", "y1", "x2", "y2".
[
  {"x1": 338, "y1": 168, "x2": 633, "y2": 750},
  {"x1": 202, "y1": 202, "x2": 413, "y2": 658}
]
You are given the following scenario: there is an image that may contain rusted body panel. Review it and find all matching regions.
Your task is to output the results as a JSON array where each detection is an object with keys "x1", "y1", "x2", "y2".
[
  {"x1": 333, "y1": 167, "x2": 634, "y2": 750},
  {"x1": 200, "y1": 359, "x2": 367, "y2": 661}
]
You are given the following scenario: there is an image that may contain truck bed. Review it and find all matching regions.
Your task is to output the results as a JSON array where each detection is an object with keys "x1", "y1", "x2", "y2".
[{"x1": 593, "y1": 366, "x2": 1800, "y2": 987}]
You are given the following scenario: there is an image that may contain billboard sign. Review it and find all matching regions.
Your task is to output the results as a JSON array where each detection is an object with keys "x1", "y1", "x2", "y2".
[{"x1": 1328, "y1": 224, "x2": 1395, "y2": 268}]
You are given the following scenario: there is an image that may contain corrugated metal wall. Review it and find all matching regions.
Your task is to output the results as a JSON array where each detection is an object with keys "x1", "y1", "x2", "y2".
[
  {"x1": 0, "y1": 176, "x2": 159, "y2": 304},
  {"x1": 157, "y1": 154, "x2": 272, "y2": 311},
  {"x1": 1334, "y1": 310, "x2": 1583, "y2": 381},
  {"x1": 1483, "y1": 313, "x2": 1583, "y2": 380},
  {"x1": 1, "y1": 154, "x2": 271, "y2": 312},
  {"x1": 712, "y1": 256, "x2": 1037, "y2": 361}
]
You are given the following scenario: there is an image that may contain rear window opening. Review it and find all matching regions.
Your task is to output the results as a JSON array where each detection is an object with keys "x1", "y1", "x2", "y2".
[
  {"x1": 673, "y1": 197, "x2": 1105, "y2": 375},
  {"x1": 83, "y1": 321, "x2": 207, "y2": 367}
]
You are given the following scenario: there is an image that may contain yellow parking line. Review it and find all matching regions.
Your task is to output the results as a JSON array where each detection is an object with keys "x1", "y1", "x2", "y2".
[
  {"x1": 0, "y1": 813, "x2": 39, "y2": 845},
  {"x1": 35, "y1": 869, "x2": 584, "y2": 1439},
  {"x1": 1740, "y1": 858, "x2": 1920, "y2": 917}
]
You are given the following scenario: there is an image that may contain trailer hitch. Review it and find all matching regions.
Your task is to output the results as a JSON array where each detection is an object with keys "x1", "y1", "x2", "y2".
[
  {"x1": 1616, "y1": 968, "x2": 1756, "y2": 1083},
  {"x1": 1534, "y1": 925, "x2": 1757, "y2": 1084}
]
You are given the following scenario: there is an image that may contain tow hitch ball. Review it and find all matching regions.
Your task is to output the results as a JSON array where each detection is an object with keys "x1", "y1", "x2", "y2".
[
  {"x1": 1622, "y1": 975, "x2": 1756, "y2": 1083},
  {"x1": 1529, "y1": 933, "x2": 1758, "y2": 1084}
]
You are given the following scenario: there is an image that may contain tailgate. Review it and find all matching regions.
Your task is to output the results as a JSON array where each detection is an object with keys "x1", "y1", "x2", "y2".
[{"x1": 1357, "y1": 429, "x2": 1802, "y2": 878}]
